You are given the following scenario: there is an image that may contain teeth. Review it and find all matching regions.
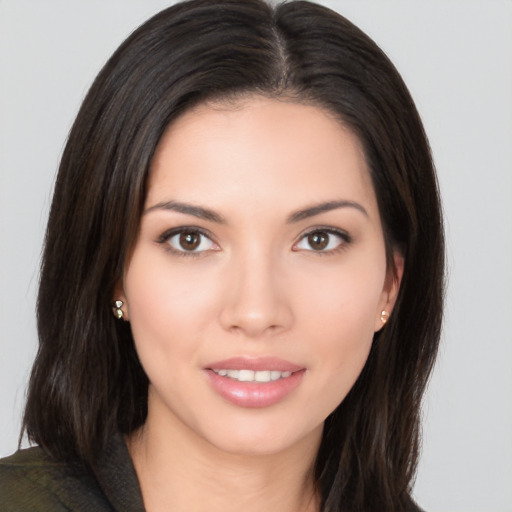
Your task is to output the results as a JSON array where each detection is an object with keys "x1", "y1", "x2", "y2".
[
  {"x1": 270, "y1": 370, "x2": 282, "y2": 381},
  {"x1": 212, "y1": 369, "x2": 294, "y2": 382},
  {"x1": 254, "y1": 370, "x2": 270, "y2": 382},
  {"x1": 238, "y1": 370, "x2": 254, "y2": 382}
]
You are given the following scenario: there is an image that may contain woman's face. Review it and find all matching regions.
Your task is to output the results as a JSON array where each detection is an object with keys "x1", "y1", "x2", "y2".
[{"x1": 119, "y1": 97, "x2": 401, "y2": 456}]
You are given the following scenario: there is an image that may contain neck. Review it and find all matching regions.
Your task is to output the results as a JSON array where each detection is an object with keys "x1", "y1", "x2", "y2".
[{"x1": 127, "y1": 403, "x2": 322, "y2": 512}]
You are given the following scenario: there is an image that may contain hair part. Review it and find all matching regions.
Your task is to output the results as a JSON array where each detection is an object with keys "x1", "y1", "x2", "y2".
[{"x1": 23, "y1": 1, "x2": 444, "y2": 510}]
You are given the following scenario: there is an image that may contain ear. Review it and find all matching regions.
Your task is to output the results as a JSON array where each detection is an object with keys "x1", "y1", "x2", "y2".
[
  {"x1": 112, "y1": 279, "x2": 129, "y2": 321},
  {"x1": 374, "y1": 251, "x2": 404, "y2": 332}
]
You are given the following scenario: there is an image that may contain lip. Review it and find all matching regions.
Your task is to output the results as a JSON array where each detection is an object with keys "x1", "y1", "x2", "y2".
[
  {"x1": 204, "y1": 357, "x2": 306, "y2": 408},
  {"x1": 206, "y1": 356, "x2": 304, "y2": 372}
]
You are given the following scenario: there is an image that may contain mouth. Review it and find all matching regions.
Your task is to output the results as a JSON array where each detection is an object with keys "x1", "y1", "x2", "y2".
[
  {"x1": 204, "y1": 357, "x2": 305, "y2": 408},
  {"x1": 211, "y1": 369, "x2": 293, "y2": 382}
]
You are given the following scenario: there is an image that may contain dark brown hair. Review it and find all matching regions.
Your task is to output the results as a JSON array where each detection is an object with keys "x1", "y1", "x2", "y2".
[{"x1": 23, "y1": 1, "x2": 444, "y2": 510}]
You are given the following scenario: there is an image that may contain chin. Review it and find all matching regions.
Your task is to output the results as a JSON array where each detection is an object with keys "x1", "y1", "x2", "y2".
[{"x1": 194, "y1": 413, "x2": 324, "y2": 458}]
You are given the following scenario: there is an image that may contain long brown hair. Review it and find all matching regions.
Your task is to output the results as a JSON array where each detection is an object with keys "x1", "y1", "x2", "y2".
[{"x1": 23, "y1": 1, "x2": 444, "y2": 510}]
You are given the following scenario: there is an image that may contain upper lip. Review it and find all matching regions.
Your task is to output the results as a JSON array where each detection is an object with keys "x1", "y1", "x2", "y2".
[{"x1": 205, "y1": 357, "x2": 304, "y2": 372}]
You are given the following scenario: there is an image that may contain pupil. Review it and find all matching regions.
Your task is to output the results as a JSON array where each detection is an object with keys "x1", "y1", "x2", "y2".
[
  {"x1": 180, "y1": 232, "x2": 200, "y2": 250},
  {"x1": 308, "y1": 232, "x2": 328, "y2": 250}
]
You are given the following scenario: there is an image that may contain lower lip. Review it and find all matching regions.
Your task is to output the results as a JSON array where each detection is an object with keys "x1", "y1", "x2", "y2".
[{"x1": 205, "y1": 369, "x2": 305, "y2": 408}]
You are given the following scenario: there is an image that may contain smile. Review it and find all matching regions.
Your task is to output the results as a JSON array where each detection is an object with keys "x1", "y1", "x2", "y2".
[
  {"x1": 211, "y1": 369, "x2": 293, "y2": 382},
  {"x1": 205, "y1": 358, "x2": 305, "y2": 408}
]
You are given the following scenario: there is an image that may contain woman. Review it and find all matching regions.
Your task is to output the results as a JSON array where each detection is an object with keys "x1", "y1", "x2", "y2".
[{"x1": 0, "y1": 0, "x2": 444, "y2": 511}]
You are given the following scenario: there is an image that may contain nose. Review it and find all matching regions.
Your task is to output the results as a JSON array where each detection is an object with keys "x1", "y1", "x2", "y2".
[{"x1": 219, "y1": 248, "x2": 294, "y2": 338}]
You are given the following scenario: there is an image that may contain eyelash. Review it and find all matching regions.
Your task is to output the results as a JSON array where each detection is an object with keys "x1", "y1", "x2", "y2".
[
  {"x1": 156, "y1": 226, "x2": 351, "y2": 257},
  {"x1": 293, "y1": 227, "x2": 351, "y2": 255},
  {"x1": 157, "y1": 227, "x2": 218, "y2": 257}
]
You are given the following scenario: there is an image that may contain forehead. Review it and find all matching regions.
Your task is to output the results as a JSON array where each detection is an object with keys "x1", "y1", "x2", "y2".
[{"x1": 147, "y1": 96, "x2": 377, "y2": 216}]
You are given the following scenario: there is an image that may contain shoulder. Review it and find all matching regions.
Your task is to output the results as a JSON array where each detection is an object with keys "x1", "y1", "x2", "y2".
[{"x1": 0, "y1": 446, "x2": 112, "y2": 511}]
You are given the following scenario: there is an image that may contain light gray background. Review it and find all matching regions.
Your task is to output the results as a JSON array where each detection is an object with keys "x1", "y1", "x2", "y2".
[{"x1": 1, "y1": 1, "x2": 511, "y2": 511}]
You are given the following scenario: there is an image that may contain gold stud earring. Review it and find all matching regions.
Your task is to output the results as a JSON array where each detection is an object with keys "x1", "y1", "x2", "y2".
[
  {"x1": 380, "y1": 310, "x2": 389, "y2": 325},
  {"x1": 113, "y1": 300, "x2": 124, "y2": 320}
]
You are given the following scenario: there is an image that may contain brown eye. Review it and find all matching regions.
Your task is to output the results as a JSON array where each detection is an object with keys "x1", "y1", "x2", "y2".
[
  {"x1": 164, "y1": 230, "x2": 216, "y2": 253},
  {"x1": 294, "y1": 229, "x2": 348, "y2": 253},
  {"x1": 179, "y1": 232, "x2": 201, "y2": 251},
  {"x1": 307, "y1": 231, "x2": 329, "y2": 250}
]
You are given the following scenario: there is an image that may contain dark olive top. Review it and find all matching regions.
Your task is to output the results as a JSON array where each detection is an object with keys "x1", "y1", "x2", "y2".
[{"x1": 0, "y1": 434, "x2": 145, "y2": 511}]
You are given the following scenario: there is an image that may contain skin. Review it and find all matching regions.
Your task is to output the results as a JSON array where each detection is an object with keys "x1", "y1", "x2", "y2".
[{"x1": 117, "y1": 96, "x2": 402, "y2": 512}]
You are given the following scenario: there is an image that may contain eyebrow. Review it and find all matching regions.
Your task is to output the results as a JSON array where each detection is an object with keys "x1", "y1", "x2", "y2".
[
  {"x1": 287, "y1": 200, "x2": 368, "y2": 223},
  {"x1": 144, "y1": 198, "x2": 368, "y2": 224},
  {"x1": 144, "y1": 200, "x2": 226, "y2": 224}
]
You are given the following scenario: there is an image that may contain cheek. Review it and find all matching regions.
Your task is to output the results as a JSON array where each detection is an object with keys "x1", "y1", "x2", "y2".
[
  {"x1": 300, "y1": 258, "x2": 385, "y2": 338},
  {"x1": 303, "y1": 308, "x2": 374, "y2": 420},
  {"x1": 309, "y1": 294, "x2": 375, "y2": 377},
  {"x1": 124, "y1": 253, "x2": 221, "y2": 361},
  {"x1": 298, "y1": 261, "x2": 385, "y2": 398}
]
